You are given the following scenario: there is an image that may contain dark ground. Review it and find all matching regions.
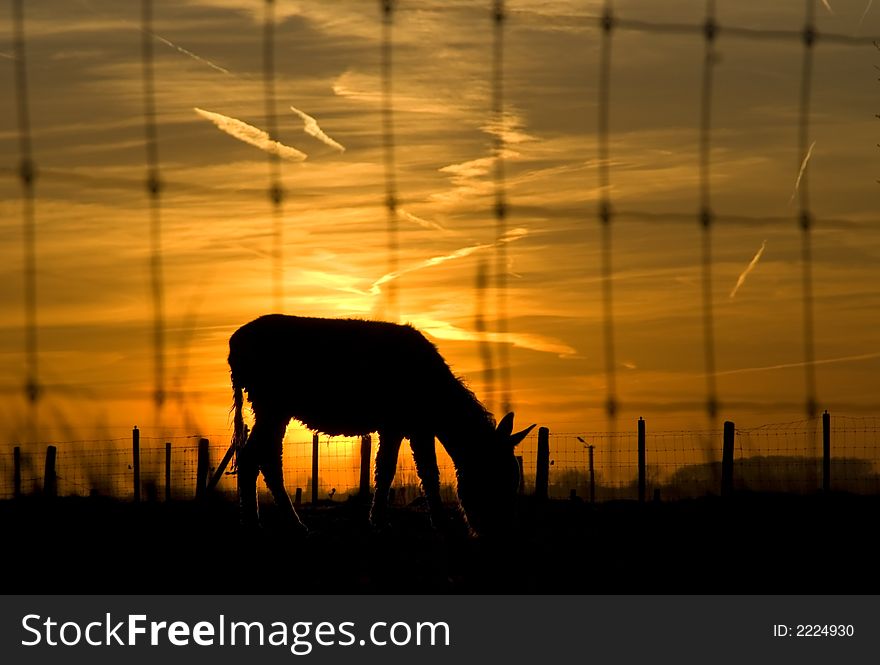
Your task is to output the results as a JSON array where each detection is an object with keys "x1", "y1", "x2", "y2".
[{"x1": 1, "y1": 493, "x2": 876, "y2": 594}]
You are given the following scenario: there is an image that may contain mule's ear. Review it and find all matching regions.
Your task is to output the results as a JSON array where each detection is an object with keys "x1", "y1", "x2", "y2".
[
  {"x1": 496, "y1": 412, "x2": 515, "y2": 438},
  {"x1": 509, "y1": 423, "x2": 536, "y2": 447}
]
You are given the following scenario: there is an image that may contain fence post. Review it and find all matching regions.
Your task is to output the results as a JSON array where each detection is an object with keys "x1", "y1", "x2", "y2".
[
  {"x1": 311, "y1": 432, "x2": 319, "y2": 505},
  {"x1": 165, "y1": 442, "x2": 172, "y2": 501},
  {"x1": 294, "y1": 487, "x2": 302, "y2": 507},
  {"x1": 359, "y1": 434, "x2": 372, "y2": 498},
  {"x1": 535, "y1": 426, "x2": 550, "y2": 500},
  {"x1": 13, "y1": 446, "x2": 21, "y2": 499},
  {"x1": 516, "y1": 455, "x2": 524, "y2": 494},
  {"x1": 196, "y1": 438, "x2": 209, "y2": 499},
  {"x1": 44, "y1": 445, "x2": 57, "y2": 498},
  {"x1": 822, "y1": 410, "x2": 831, "y2": 493},
  {"x1": 721, "y1": 421, "x2": 735, "y2": 497},
  {"x1": 588, "y1": 445, "x2": 595, "y2": 504},
  {"x1": 638, "y1": 417, "x2": 646, "y2": 503},
  {"x1": 132, "y1": 426, "x2": 140, "y2": 503}
]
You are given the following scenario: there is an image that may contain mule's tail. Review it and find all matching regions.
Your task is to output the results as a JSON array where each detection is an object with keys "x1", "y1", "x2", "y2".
[{"x1": 232, "y1": 379, "x2": 246, "y2": 456}]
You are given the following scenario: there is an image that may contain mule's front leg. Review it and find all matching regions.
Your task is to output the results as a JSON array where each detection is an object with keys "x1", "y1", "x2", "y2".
[
  {"x1": 410, "y1": 434, "x2": 446, "y2": 528},
  {"x1": 370, "y1": 431, "x2": 403, "y2": 529}
]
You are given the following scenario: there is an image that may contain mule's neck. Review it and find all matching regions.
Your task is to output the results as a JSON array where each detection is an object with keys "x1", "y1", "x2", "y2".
[{"x1": 434, "y1": 383, "x2": 495, "y2": 470}]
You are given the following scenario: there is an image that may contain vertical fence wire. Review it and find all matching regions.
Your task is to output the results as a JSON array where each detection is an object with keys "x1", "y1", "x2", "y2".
[
  {"x1": 381, "y1": 0, "x2": 399, "y2": 322},
  {"x1": 597, "y1": 2, "x2": 618, "y2": 480},
  {"x1": 140, "y1": 0, "x2": 166, "y2": 414},
  {"x1": 698, "y1": 0, "x2": 719, "y2": 424},
  {"x1": 262, "y1": 0, "x2": 285, "y2": 313},
  {"x1": 697, "y1": 1, "x2": 720, "y2": 481},
  {"x1": 11, "y1": 0, "x2": 40, "y2": 431},
  {"x1": 475, "y1": 258, "x2": 496, "y2": 415},
  {"x1": 797, "y1": 0, "x2": 819, "y2": 419},
  {"x1": 492, "y1": 0, "x2": 511, "y2": 413}
]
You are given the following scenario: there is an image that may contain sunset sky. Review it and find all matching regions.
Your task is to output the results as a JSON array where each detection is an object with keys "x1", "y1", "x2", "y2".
[{"x1": 1, "y1": 0, "x2": 878, "y2": 448}]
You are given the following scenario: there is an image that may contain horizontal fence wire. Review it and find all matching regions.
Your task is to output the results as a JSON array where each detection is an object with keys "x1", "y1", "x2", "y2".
[{"x1": 1, "y1": 416, "x2": 877, "y2": 502}]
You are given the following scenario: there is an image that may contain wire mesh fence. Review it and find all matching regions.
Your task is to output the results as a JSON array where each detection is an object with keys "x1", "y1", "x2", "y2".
[
  {"x1": 2, "y1": 0, "x2": 880, "y2": 440},
  {"x1": 2, "y1": 414, "x2": 877, "y2": 503}
]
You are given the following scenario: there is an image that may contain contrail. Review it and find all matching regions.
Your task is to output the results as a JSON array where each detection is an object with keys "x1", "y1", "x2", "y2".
[
  {"x1": 290, "y1": 106, "x2": 345, "y2": 152},
  {"x1": 859, "y1": 0, "x2": 874, "y2": 28},
  {"x1": 716, "y1": 351, "x2": 880, "y2": 377},
  {"x1": 76, "y1": 0, "x2": 233, "y2": 76},
  {"x1": 194, "y1": 108, "x2": 307, "y2": 161},
  {"x1": 153, "y1": 33, "x2": 231, "y2": 75},
  {"x1": 400, "y1": 209, "x2": 448, "y2": 233},
  {"x1": 729, "y1": 240, "x2": 767, "y2": 299},
  {"x1": 370, "y1": 227, "x2": 528, "y2": 295},
  {"x1": 821, "y1": 0, "x2": 834, "y2": 14},
  {"x1": 789, "y1": 140, "x2": 816, "y2": 204}
]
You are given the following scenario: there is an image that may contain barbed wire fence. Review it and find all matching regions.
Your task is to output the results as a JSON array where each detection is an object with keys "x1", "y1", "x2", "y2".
[{"x1": 3, "y1": 1, "x2": 880, "y2": 502}]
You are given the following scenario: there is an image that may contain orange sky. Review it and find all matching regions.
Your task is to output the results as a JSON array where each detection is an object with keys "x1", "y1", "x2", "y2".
[{"x1": 1, "y1": 0, "x2": 879, "y2": 449}]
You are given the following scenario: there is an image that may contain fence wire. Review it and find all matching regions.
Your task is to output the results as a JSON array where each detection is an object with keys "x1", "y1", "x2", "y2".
[{"x1": 3, "y1": 416, "x2": 878, "y2": 502}]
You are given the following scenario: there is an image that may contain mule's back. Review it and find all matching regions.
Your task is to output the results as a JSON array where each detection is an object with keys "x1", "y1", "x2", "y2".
[{"x1": 229, "y1": 314, "x2": 458, "y2": 436}]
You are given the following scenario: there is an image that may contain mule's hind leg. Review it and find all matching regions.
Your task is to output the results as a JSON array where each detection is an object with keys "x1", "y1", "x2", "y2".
[
  {"x1": 369, "y1": 431, "x2": 403, "y2": 528},
  {"x1": 237, "y1": 429, "x2": 261, "y2": 528},
  {"x1": 253, "y1": 413, "x2": 307, "y2": 534},
  {"x1": 410, "y1": 434, "x2": 446, "y2": 528}
]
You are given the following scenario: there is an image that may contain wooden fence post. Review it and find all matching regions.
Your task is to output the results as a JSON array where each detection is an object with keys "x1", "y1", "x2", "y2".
[
  {"x1": 359, "y1": 434, "x2": 372, "y2": 498},
  {"x1": 311, "y1": 432, "x2": 319, "y2": 505},
  {"x1": 823, "y1": 410, "x2": 831, "y2": 493},
  {"x1": 13, "y1": 446, "x2": 21, "y2": 499},
  {"x1": 195, "y1": 438, "x2": 209, "y2": 499},
  {"x1": 132, "y1": 426, "x2": 140, "y2": 503},
  {"x1": 721, "y1": 421, "x2": 735, "y2": 497},
  {"x1": 535, "y1": 426, "x2": 550, "y2": 500},
  {"x1": 165, "y1": 442, "x2": 172, "y2": 502},
  {"x1": 588, "y1": 445, "x2": 595, "y2": 504},
  {"x1": 638, "y1": 417, "x2": 646, "y2": 503},
  {"x1": 44, "y1": 445, "x2": 57, "y2": 498}
]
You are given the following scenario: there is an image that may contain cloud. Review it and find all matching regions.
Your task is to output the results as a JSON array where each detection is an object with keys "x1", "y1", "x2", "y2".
[
  {"x1": 729, "y1": 240, "x2": 767, "y2": 299},
  {"x1": 290, "y1": 105, "x2": 345, "y2": 152},
  {"x1": 408, "y1": 316, "x2": 577, "y2": 357},
  {"x1": 820, "y1": 0, "x2": 834, "y2": 14},
  {"x1": 194, "y1": 108, "x2": 307, "y2": 161}
]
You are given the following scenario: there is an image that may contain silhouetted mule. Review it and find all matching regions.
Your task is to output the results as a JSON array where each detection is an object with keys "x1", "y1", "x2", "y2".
[{"x1": 228, "y1": 314, "x2": 534, "y2": 536}]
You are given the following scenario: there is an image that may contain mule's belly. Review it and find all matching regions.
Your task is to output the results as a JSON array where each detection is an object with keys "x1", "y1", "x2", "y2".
[{"x1": 247, "y1": 379, "x2": 426, "y2": 438}]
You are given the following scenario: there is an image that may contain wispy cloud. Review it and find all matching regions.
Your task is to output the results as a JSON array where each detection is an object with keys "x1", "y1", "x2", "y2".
[
  {"x1": 820, "y1": 0, "x2": 834, "y2": 14},
  {"x1": 290, "y1": 106, "x2": 345, "y2": 152},
  {"x1": 409, "y1": 316, "x2": 577, "y2": 357},
  {"x1": 729, "y1": 240, "x2": 767, "y2": 299},
  {"x1": 370, "y1": 227, "x2": 528, "y2": 296},
  {"x1": 194, "y1": 108, "x2": 307, "y2": 161},
  {"x1": 0, "y1": 51, "x2": 14, "y2": 60},
  {"x1": 790, "y1": 140, "x2": 816, "y2": 204}
]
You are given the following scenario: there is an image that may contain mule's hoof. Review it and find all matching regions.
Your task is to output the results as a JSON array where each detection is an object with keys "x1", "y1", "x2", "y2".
[{"x1": 369, "y1": 517, "x2": 393, "y2": 534}]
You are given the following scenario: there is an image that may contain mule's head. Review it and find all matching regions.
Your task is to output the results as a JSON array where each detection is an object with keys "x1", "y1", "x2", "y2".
[{"x1": 457, "y1": 412, "x2": 535, "y2": 536}]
